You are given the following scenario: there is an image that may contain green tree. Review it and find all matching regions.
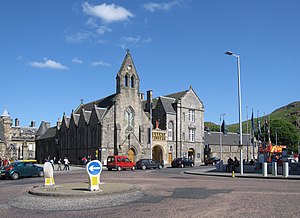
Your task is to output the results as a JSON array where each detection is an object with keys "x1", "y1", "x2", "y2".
[{"x1": 269, "y1": 119, "x2": 300, "y2": 153}]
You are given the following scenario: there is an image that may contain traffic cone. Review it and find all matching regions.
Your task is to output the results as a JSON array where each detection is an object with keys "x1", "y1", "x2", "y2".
[{"x1": 232, "y1": 170, "x2": 235, "y2": 178}]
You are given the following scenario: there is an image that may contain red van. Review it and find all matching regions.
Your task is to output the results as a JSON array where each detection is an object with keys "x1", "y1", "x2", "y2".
[{"x1": 106, "y1": 156, "x2": 136, "y2": 171}]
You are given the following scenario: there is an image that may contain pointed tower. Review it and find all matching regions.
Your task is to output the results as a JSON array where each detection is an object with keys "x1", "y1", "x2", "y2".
[
  {"x1": 116, "y1": 49, "x2": 140, "y2": 94},
  {"x1": 0, "y1": 109, "x2": 13, "y2": 145}
]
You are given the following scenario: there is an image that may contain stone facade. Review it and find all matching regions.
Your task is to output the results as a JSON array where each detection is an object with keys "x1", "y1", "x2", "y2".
[
  {"x1": 36, "y1": 51, "x2": 205, "y2": 165},
  {"x1": 0, "y1": 110, "x2": 37, "y2": 161}
]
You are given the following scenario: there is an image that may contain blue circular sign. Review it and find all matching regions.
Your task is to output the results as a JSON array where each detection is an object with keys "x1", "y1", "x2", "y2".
[{"x1": 87, "y1": 160, "x2": 102, "y2": 176}]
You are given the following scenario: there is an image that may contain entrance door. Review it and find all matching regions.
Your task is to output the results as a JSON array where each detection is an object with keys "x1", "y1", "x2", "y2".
[
  {"x1": 168, "y1": 152, "x2": 173, "y2": 163},
  {"x1": 188, "y1": 148, "x2": 195, "y2": 161},
  {"x1": 127, "y1": 149, "x2": 135, "y2": 163},
  {"x1": 152, "y1": 145, "x2": 163, "y2": 162}
]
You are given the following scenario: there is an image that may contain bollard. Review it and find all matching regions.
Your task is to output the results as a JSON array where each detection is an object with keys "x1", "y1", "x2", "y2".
[
  {"x1": 232, "y1": 171, "x2": 235, "y2": 178},
  {"x1": 262, "y1": 162, "x2": 268, "y2": 177},
  {"x1": 272, "y1": 162, "x2": 277, "y2": 176},
  {"x1": 283, "y1": 162, "x2": 289, "y2": 177}
]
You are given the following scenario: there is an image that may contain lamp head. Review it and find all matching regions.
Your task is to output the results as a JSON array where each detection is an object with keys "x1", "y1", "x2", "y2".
[{"x1": 225, "y1": 51, "x2": 233, "y2": 55}]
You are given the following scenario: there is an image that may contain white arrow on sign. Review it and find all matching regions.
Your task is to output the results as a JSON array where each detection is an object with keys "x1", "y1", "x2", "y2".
[{"x1": 89, "y1": 165, "x2": 101, "y2": 172}]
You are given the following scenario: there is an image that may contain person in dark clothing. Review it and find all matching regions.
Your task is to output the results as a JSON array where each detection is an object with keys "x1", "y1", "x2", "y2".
[{"x1": 232, "y1": 157, "x2": 239, "y2": 172}]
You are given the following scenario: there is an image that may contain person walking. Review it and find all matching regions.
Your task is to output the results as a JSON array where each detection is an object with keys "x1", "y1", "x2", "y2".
[
  {"x1": 57, "y1": 158, "x2": 62, "y2": 171},
  {"x1": 63, "y1": 157, "x2": 70, "y2": 170}
]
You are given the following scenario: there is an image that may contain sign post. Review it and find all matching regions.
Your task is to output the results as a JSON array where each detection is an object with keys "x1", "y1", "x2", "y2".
[
  {"x1": 43, "y1": 162, "x2": 55, "y2": 187},
  {"x1": 86, "y1": 160, "x2": 102, "y2": 191}
]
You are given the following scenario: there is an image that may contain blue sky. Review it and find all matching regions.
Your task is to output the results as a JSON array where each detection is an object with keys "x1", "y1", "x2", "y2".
[{"x1": 0, "y1": 0, "x2": 299, "y2": 128}]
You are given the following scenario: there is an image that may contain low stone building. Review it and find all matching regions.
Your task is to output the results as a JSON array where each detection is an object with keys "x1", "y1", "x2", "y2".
[
  {"x1": 0, "y1": 109, "x2": 37, "y2": 161},
  {"x1": 204, "y1": 130, "x2": 258, "y2": 162}
]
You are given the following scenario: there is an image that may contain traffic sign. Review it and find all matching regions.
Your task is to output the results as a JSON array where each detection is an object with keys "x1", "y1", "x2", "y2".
[{"x1": 87, "y1": 160, "x2": 102, "y2": 176}]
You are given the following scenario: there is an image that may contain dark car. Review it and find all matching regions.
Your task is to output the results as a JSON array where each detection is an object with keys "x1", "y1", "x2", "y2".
[
  {"x1": 0, "y1": 160, "x2": 44, "y2": 180},
  {"x1": 171, "y1": 158, "x2": 194, "y2": 168},
  {"x1": 204, "y1": 157, "x2": 220, "y2": 166},
  {"x1": 136, "y1": 159, "x2": 164, "y2": 170}
]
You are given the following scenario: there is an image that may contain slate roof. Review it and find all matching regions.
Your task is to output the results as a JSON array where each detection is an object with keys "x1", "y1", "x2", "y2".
[
  {"x1": 36, "y1": 121, "x2": 48, "y2": 137},
  {"x1": 204, "y1": 131, "x2": 250, "y2": 146},
  {"x1": 95, "y1": 107, "x2": 107, "y2": 120},
  {"x1": 36, "y1": 127, "x2": 57, "y2": 141},
  {"x1": 164, "y1": 90, "x2": 188, "y2": 101},
  {"x1": 160, "y1": 96, "x2": 176, "y2": 114},
  {"x1": 74, "y1": 94, "x2": 116, "y2": 114}
]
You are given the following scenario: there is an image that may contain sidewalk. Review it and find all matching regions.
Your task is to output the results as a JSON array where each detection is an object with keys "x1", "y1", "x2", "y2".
[{"x1": 184, "y1": 166, "x2": 300, "y2": 180}]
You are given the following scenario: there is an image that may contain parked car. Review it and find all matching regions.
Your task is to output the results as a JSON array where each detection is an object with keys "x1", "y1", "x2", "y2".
[
  {"x1": 0, "y1": 160, "x2": 44, "y2": 180},
  {"x1": 106, "y1": 155, "x2": 136, "y2": 171},
  {"x1": 171, "y1": 158, "x2": 194, "y2": 168},
  {"x1": 136, "y1": 159, "x2": 164, "y2": 170},
  {"x1": 204, "y1": 157, "x2": 220, "y2": 166}
]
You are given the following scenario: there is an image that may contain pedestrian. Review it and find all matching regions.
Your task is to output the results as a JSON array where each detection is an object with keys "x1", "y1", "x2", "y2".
[
  {"x1": 226, "y1": 157, "x2": 233, "y2": 172},
  {"x1": 82, "y1": 156, "x2": 87, "y2": 167},
  {"x1": 50, "y1": 158, "x2": 54, "y2": 169},
  {"x1": 63, "y1": 157, "x2": 70, "y2": 170},
  {"x1": 233, "y1": 157, "x2": 239, "y2": 172},
  {"x1": 57, "y1": 158, "x2": 62, "y2": 171}
]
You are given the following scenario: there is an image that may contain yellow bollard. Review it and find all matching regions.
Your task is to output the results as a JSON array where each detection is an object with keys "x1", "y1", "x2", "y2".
[{"x1": 232, "y1": 170, "x2": 235, "y2": 178}]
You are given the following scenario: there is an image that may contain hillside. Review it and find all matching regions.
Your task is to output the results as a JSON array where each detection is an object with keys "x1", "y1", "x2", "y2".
[{"x1": 205, "y1": 101, "x2": 300, "y2": 134}]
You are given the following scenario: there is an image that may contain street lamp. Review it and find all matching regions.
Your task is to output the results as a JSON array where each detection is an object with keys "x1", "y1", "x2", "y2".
[{"x1": 225, "y1": 51, "x2": 243, "y2": 175}]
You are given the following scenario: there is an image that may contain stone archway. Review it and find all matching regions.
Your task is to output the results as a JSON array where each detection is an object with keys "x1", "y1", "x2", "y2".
[
  {"x1": 152, "y1": 145, "x2": 164, "y2": 162},
  {"x1": 188, "y1": 148, "x2": 195, "y2": 161},
  {"x1": 127, "y1": 148, "x2": 136, "y2": 163}
]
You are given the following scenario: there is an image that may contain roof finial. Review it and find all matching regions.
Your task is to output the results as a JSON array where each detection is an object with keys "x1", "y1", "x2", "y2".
[
  {"x1": 126, "y1": 48, "x2": 130, "y2": 54},
  {"x1": 80, "y1": 98, "x2": 84, "y2": 105}
]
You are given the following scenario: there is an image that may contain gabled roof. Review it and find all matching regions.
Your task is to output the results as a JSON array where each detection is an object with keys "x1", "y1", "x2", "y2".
[
  {"x1": 204, "y1": 131, "x2": 250, "y2": 145},
  {"x1": 73, "y1": 114, "x2": 80, "y2": 126},
  {"x1": 74, "y1": 94, "x2": 116, "y2": 114},
  {"x1": 95, "y1": 107, "x2": 107, "y2": 121},
  {"x1": 1, "y1": 109, "x2": 10, "y2": 118},
  {"x1": 160, "y1": 96, "x2": 176, "y2": 114},
  {"x1": 36, "y1": 127, "x2": 57, "y2": 141},
  {"x1": 36, "y1": 121, "x2": 49, "y2": 137},
  {"x1": 82, "y1": 110, "x2": 92, "y2": 123},
  {"x1": 117, "y1": 50, "x2": 140, "y2": 80},
  {"x1": 164, "y1": 90, "x2": 188, "y2": 101}
]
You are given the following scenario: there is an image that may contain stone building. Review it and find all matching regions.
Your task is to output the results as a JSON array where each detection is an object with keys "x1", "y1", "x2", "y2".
[
  {"x1": 204, "y1": 130, "x2": 258, "y2": 162},
  {"x1": 0, "y1": 109, "x2": 37, "y2": 160},
  {"x1": 36, "y1": 51, "x2": 205, "y2": 165}
]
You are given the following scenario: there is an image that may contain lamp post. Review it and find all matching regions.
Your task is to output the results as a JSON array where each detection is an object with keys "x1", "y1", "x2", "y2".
[
  {"x1": 219, "y1": 113, "x2": 226, "y2": 160},
  {"x1": 225, "y1": 51, "x2": 243, "y2": 175}
]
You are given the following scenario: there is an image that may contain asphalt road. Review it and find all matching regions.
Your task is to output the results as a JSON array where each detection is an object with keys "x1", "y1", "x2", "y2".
[{"x1": 1, "y1": 166, "x2": 300, "y2": 218}]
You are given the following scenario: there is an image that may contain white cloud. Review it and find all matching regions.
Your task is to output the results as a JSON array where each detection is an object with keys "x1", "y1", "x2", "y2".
[
  {"x1": 65, "y1": 31, "x2": 93, "y2": 43},
  {"x1": 144, "y1": 1, "x2": 180, "y2": 12},
  {"x1": 72, "y1": 57, "x2": 83, "y2": 64},
  {"x1": 82, "y1": 2, "x2": 134, "y2": 23},
  {"x1": 29, "y1": 59, "x2": 68, "y2": 70},
  {"x1": 119, "y1": 35, "x2": 152, "y2": 49},
  {"x1": 92, "y1": 61, "x2": 111, "y2": 67}
]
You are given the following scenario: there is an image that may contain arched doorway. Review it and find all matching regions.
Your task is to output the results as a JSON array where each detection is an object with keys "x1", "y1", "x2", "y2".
[
  {"x1": 152, "y1": 145, "x2": 164, "y2": 162},
  {"x1": 127, "y1": 148, "x2": 135, "y2": 163},
  {"x1": 188, "y1": 148, "x2": 195, "y2": 161}
]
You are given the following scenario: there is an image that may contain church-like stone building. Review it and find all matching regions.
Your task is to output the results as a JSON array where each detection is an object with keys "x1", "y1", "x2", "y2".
[{"x1": 36, "y1": 51, "x2": 205, "y2": 165}]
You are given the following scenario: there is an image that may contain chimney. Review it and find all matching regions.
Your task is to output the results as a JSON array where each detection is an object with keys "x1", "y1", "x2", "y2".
[
  {"x1": 147, "y1": 90, "x2": 153, "y2": 113},
  {"x1": 15, "y1": 118, "x2": 19, "y2": 127},
  {"x1": 140, "y1": 93, "x2": 144, "y2": 101},
  {"x1": 30, "y1": 120, "x2": 36, "y2": 127},
  {"x1": 45, "y1": 122, "x2": 50, "y2": 129}
]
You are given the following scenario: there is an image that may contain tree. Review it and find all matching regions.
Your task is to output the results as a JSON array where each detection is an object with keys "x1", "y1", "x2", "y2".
[{"x1": 269, "y1": 119, "x2": 300, "y2": 153}]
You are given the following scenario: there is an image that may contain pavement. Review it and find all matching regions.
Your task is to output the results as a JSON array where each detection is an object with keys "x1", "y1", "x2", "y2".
[{"x1": 184, "y1": 166, "x2": 300, "y2": 180}]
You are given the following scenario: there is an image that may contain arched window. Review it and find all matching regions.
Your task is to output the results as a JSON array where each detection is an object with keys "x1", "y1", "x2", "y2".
[
  {"x1": 130, "y1": 76, "x2": 134, "y2": 88},
  {"x1": 168, "y1": 121, "x2": 174, "y2": 141},
  {"x1": 124, "y1": 75, "x2": 128, "y2": 87},
  {"x1": 125, "y1": 107, "x2": 134, "y2": 131}
]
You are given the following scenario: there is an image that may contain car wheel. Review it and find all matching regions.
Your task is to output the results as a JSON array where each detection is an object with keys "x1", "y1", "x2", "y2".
[
  {"x1": 11, "y1": 172, "x2": 19, "y2": 180},
  {"x1": 142, "y1": 165, "x2": 146, "y2": 170},
  {"x1": 132, "y1": 166, "x2": 135, "y2": 170},
  {"x1": 191, "y1": 163, "x2": 194, "y2": 167},
  {"x1": 158, "y1": 165, "x2": 163, "y2": 169},
  {"x1": 117, "y1": 166, "x2": 122, "y2": 171},
  {"x1": 180, "y1": 163, "x2": 184, "y2": 168},
  {"x1": 38, "y1": 171, "x2": 44, "y2": 177}
]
